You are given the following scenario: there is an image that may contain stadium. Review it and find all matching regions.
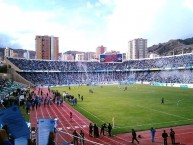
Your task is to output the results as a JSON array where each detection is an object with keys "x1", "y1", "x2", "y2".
[{"x1": 0, "y1": 53, "x2": 193, "y2": 145}]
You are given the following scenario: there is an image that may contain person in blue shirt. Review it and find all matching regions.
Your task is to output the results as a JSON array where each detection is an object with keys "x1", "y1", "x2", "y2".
[{"x1": 150, "y1": 127, "x2": 156, "y2": 142}]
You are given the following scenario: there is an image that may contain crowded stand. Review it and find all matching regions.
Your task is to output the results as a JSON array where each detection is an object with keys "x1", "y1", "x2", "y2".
[
  {"x1": 0, "y1": 78, "x2": 26, "y2": 100},
  {"x1": 6, "y1": 53, "x2": 193, "y2": 85},
  {"x1": 17, "y1": 69, "x2": 193, "y2": 86},
  {"x1": 0, "y1": 78, "x2": 10, "y2": 92},
  {"x1": 7, "y1": 53, "x2": 193, "y2": 71}
]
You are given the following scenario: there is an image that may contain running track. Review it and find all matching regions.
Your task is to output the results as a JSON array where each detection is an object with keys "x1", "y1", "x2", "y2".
[{"x1": 30, "y1": 88, "x2": 193, "y2": 145}]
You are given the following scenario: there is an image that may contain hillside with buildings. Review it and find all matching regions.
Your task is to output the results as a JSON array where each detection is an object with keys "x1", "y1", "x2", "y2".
[{"x1": 148, "y1": 37, "x2": 193, "y2": 56}]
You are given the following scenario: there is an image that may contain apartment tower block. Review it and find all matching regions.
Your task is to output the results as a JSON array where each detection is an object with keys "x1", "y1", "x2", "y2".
[
  {"x1": 35, "y1": 35, "x2": 59, "y2": 60},
  {"x1": 128, "y1": 38, "x2": 147, "y2": 59}
]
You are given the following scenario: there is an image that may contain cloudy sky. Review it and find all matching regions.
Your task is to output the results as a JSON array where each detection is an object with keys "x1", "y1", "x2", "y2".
[{"x1": 0, "y1": 0, "x2": 193, "y2": 52}]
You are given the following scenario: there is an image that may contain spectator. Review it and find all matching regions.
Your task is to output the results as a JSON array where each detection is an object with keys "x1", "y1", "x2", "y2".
[
  {"x1": 80, "y1": 130, "x2": 84, "y2": 145},
  {"x1": 0, "y1": 129, "x2": 13, "y2": 145},
  {"x1": 47, "y1": 132, "x2": 55, "y2": 145},
  {"x1": 150, "y1": 127, "x2": 156, "y2": 142},
  {"x1": 72, "y1": 130, "x2": 78, "y2": 145},
  {"x1": 162, "y1": 130, "x2": 168, "y2": 145},
  {"x1": 131, "y1": 129, "x2": 139, "y2": 144},
  {"x1": 107, "y1": 123, "x2": 112, "y2": 137},
  {"x1": 170, "y1": 128, "x2": 175, "y2": 144}
]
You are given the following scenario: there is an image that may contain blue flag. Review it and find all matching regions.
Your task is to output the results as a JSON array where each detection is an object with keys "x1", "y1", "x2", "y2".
[{"x1": 0, "y1": 105, "x2": 30, "y2": 139}]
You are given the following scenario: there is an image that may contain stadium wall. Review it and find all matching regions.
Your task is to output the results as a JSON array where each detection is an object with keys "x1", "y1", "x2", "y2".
[
  {"x1": 47, "y1": 81, "x2": 193, "y2": 89},
  {"x1": 138, "y1": 81, "x2": 193, "y2": 88}
]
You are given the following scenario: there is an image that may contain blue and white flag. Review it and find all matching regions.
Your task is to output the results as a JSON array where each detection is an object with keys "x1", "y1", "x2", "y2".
[
  {"x1": 0, "y1": 105, "x2": 30, "y2": 139},
  {"x1": 38, "y1": 118, "x2": 55, "y2": 145}
]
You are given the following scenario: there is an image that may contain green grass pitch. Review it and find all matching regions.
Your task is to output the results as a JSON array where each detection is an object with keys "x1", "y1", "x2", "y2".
[{"x1": 52, "y1": 84, "x2": 193, "y2": 134}]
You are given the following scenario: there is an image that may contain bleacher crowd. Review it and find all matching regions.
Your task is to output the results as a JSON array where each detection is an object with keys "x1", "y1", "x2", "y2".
[{"x1": 6, "y1": 53, "x2": 193, "y2": 85}]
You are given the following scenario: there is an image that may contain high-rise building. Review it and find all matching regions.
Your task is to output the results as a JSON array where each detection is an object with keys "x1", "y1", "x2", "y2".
[
  {"x1": 35, "y1": 35, "x2": 59, "y2": 60},
  {"x1": 61, "y1": 53, "x2": 74, "y2": 61},
  {"x1": 75, "y1": 53, "x2": 85, "y2": 61},
  {"x1": 23, "y1": 50, "x2": 30, "y2": 59},
  {"x1": 84, "y1": 52, "x2": 96, "y2": 61},
  {"x1": 96, "y1": 45, "x2": 107, "y2": 59},
  {"x1": 128, "y1": 38, "x2": 147, "y2": 59},
  {"x1": 4, "y1": 47, "x2": 14, "y2": 57}
]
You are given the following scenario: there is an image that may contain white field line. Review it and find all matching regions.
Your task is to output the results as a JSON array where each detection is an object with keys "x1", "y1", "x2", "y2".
[
  {"x1": 66, "y1": 103, "x2": 128, "y2": 145},
  {"x1": 77, "y1": 106, "x2": 106, "y2": 123},
  {"x1": 77, "y1": 103, "x2": 193, "y2": 132},
  {"x1": 63, "y1": 104, "x2": 119, "y2": 145},
  {"x1": 114, "y1": 119, "x2": 193, "y2": 129},
  {"x1": 136, "y1": 105, "x2": 191, "y2": 120}
]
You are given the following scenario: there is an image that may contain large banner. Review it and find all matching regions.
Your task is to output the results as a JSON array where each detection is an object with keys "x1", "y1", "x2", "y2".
[
  {"x1": 100, "y1": 54, "x2": 123, "y2": 63},
  {"x1": 38, "y1": 118, "x2": 55, "y2": 145}
]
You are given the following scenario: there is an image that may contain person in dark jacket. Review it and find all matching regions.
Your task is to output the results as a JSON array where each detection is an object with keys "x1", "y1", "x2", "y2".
[
  {"x1": 89, "y1": 123, "x2": 93, "y2": 137},
  {"x1": 94, "y1": 124, "x2": 99, "y2": 138},
  {"x1": 100, "y1": 123, "x2": 107, "y2": 136},
  {"x1": 131, "y1": 129, "x2": 139, "y2": 144},
  {"x1": 47, "y1": 132, "x2": 55, "y2": 145},
  {"x1": 170, "y1": 128, "x2": 175, "y2": 144},
  {"x1": 162, "y1": 130, "x2": 168, "y2": 145},
  {"x1": 108, "y1": 123, "x2": 112, "y2": 137},
  {"x1": 72, "y1": 130, "x2": 78, "y2": 145}
]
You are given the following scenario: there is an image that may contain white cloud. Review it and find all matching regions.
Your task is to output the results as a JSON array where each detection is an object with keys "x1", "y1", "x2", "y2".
[
  {"x1": 183, "y1": 0, "x2": 193, "y2": 10},
  {"x1": 98, "y1": 0, "x2": 114, "y2": 6},
  {"x1": 86, "y1": 1, "x2": 94, "y2": 8},
  {"x1": 104, "y1": 0, "x2": 166, "y2": 51},
  {"x1": 0, "y1": 0, "x2": 193, "y2": 53},
  {"x1": 0, "y1": 1, "x2": 61, "y2": 49}
]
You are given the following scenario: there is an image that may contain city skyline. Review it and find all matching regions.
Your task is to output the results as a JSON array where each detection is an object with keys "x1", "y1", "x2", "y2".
[{"x1": 0, "y1": 0, "x2": 193, "y2": 53}]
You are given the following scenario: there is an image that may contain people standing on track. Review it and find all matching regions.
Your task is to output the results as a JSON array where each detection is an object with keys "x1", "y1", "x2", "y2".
[
  {"x1": 43, "y1": 98, "x2": 47, "y2": 107},
  {"x1": 26, "y1": 101, "x2": 31, "y2": 114},
  {"x1": 70, "y1": 112, "x2": 72, "y2": 121},
  {"x1": 80, "y1": 130, "x2": 84, "y2": 145},
  {"x1": 89, "y1": 123, "x2": 93, "y2": 137},
  {"x1": 72, "y1": 130, "x2": 78, "y2": 145},
  {"x1": 100, "y1": 123, "x2": 107, "y2": 136},
  {"x1": 47, "y1": 132, "x2": 55, "y2": 145},
  {"x1": 131, "y1": 129, "x2": 139, "y2": 144},
  {"x1": 107, "y1": 123, "x2": 112, "y2": 137},
  {"x1": 170, "y1": 128, "x2": 175, "y2": 144},
  {"x1": 94, "y1": 124, "x2": 99, "y2": 138},
  {"x1": 162, "y1": 130, "x2": 168, "y2": 145},
  {"x1": 35, "y1": 95, "x2": 39, "y2": 110},
  {"x1": 150, "y1": 127, "x2": 156, "y2": 142}
]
